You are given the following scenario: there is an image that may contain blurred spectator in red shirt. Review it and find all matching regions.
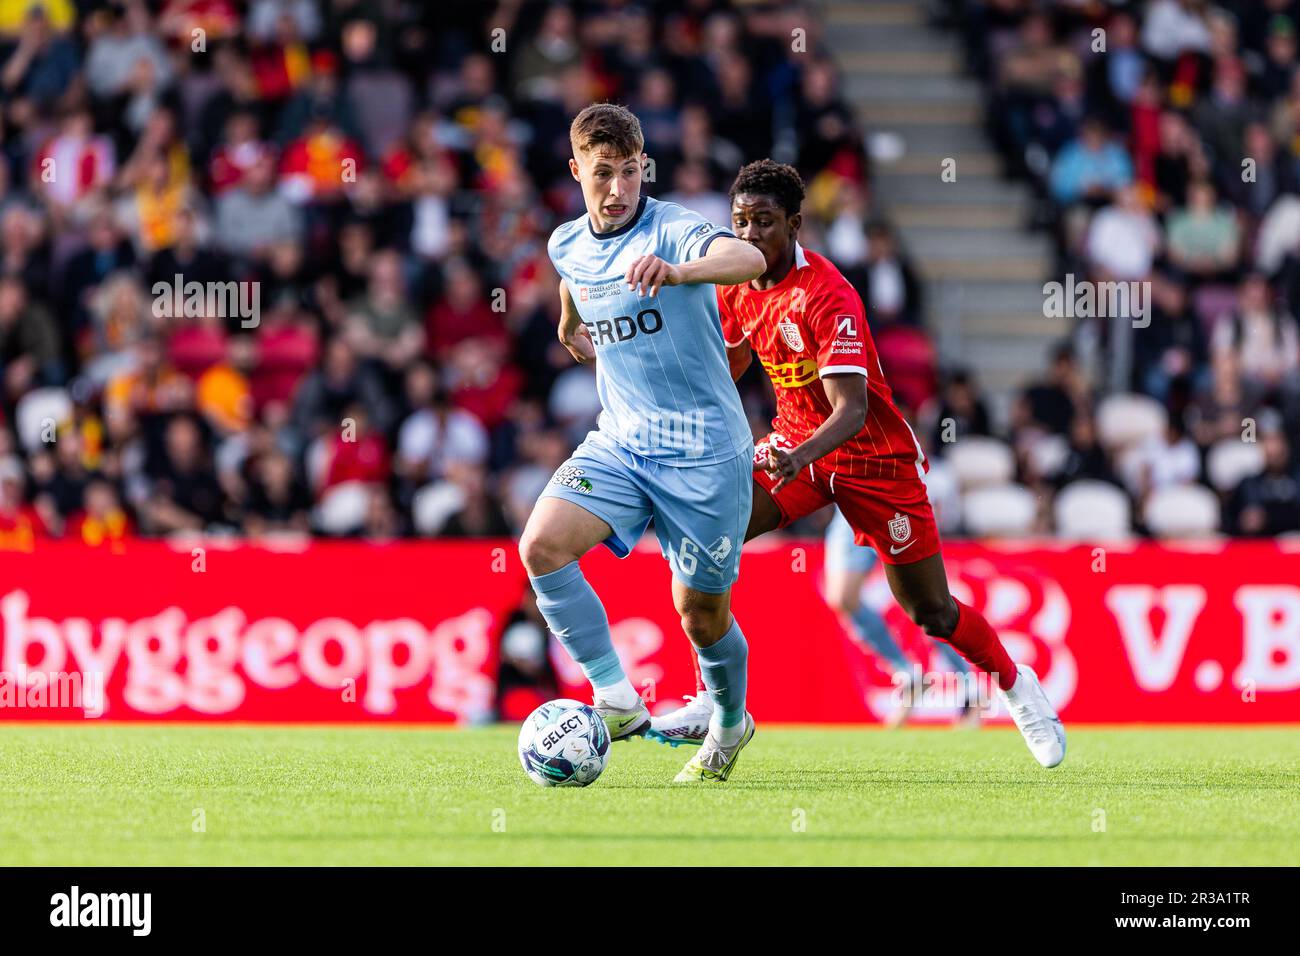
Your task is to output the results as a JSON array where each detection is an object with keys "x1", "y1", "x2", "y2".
[
  {"x1": 0, "y1": 456, "x2": 48, "y2": 551},
  {"x1": 208, "y1": 110, "x2": 273, "y2": 195},
  {"x1": 69, "y1": 479, "x2": 133, "y2": 552},
  {"x1": 253, "y1": 293, "x2": 319, "y2": 409},
  {"x1": 426, "y1": 258, "x2": 506, "y2": 360},
  {"x1": 320, "y1": 402, "x2": 389, "y2": 493}
]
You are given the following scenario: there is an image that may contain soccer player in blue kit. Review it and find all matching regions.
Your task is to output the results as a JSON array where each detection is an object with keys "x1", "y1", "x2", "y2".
[{"x1": 518, "y1": 104, "x2": 767, "y2": 782}]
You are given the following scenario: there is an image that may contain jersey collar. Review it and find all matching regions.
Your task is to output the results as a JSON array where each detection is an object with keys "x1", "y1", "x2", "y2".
[
  {"x1": 793, "y1": 241, "x2": 809, "y2": 269},
  {"x1": 587, "y1": 196, "x2": 648, "y2": 240}
]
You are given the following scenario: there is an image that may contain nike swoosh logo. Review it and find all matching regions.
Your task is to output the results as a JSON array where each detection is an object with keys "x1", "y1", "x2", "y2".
[{"x1": 889, "y1": 541, "x2": 916, "y2": 555}]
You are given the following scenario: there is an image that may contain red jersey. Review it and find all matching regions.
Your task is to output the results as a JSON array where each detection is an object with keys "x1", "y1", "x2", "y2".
[{"x1": 717, "y1": 243, "x2": 925, "y2": 481}]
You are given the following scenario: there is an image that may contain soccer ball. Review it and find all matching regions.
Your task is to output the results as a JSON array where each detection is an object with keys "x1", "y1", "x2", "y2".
[{"x1": 518, "y1": 699, "x2": 610, "y2": 787}]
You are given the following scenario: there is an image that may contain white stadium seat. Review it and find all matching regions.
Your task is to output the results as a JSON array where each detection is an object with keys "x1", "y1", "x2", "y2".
[
  {"x1": 1054, "y1": 480, "x2": 1132, "y2": 540},
  {"x1": 305, "y1": 435, "x2": 332, "y2": 492},
  {"x1": 411, "y1": 481, "x2": 466, "y2": 536},
  {"x1": 1026, "y1": 432, "x2": 1071, "y2": 480},
  {"x1": 1096, "y1": 393, "x2": 1167, "y2": 450},
  {"x1": 1206, "y1": 438, "x2": 1265, "y2": 492},
  {"x1": 15, "y1": 387, "x2": 73, "y2": 452},
  {"x1": 313, "y1": 481, "x2": 372, "y2": 535},
  {"x1": 962, "y1": 483, "x2": 1039, "y2": 537},
  {"x1": 1143, "y1": 484, "x2": 1221, "y2": 538},
  {"x1": 947, "y1": 436, "x2": 1016, "y2": 490}
]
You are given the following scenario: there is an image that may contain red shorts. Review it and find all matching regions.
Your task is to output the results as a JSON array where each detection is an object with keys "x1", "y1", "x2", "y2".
[{"x1": 752, "y1": 433, "x2": 942, "y2": 565}]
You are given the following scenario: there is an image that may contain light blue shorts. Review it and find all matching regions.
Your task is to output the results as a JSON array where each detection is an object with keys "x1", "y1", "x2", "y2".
[
  {"x1": 541, "y1": 430, "x2": 753, "y2": 593},
  {"x1": 824, "y1": 507, "x2": 879, "y2": 575}
]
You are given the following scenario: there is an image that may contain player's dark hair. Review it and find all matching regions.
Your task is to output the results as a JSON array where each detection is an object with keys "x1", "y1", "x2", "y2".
[{"x1": 729, "y1": 159, "x2": 805, "y2": 217}]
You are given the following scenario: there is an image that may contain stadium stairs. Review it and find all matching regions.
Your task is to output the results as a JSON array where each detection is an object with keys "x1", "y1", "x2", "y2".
[{"x1": 823, "y1": 0, "x2": 1067, "y2": 424}]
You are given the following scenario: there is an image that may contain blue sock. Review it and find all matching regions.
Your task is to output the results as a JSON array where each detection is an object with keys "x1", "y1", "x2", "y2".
[
  {"x1": 848, "y1": 603, "x2": 910, "y2": 675},
  {"x1": 697, "y1": 619, "x2": 748, "y2": 728},
  {"x1": 529, "y1": 561, "x2": 625, "y2": 688}
]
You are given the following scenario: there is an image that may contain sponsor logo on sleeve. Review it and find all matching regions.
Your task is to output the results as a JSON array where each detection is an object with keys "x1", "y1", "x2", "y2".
[{"x1": 831, "y1": 314, "x2": 864, "y2": 355}]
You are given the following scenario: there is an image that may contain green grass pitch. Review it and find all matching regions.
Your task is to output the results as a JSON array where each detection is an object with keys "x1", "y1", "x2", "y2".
[{"x1": 1, "y1": 724, "x2": 1296, "y2": 866}]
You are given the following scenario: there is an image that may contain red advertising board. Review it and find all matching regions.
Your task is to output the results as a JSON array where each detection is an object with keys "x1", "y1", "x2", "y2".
[{"x1": 0, "y1": 538, "x2": 1297, "y2": 723}]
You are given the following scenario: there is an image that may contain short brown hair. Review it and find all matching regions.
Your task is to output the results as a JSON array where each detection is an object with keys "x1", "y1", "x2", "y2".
[{"x1": 569, "y1": 103, "x2": 644, "y2": 159}]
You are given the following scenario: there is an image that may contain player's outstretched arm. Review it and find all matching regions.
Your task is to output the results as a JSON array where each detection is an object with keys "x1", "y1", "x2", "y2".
[
  {"x1": 557, "y1": 278, "x2": 596, "y2": 364},
  {"x1": 676, "y1": 236, "x2": 766, "y2": 287},
  {"x1": 764, "y1": 374, "x2": 867, "y2": 491},
  {"x1": 624, "y1": 237, "x2": 765, "y2": 296}
]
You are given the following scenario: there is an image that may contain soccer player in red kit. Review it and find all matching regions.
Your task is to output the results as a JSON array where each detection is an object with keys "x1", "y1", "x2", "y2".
[{"x1": 648, "y1": 160, "x2": 1066, "y2": 768}]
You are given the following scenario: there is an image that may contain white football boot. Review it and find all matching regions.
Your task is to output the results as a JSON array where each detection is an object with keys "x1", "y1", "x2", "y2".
[
  {"x1": 647, "y1": 694, "x2": 713, "y2": 747},
  {"x1": 998, "y1": 664, "x2": 1066, "y2": 768}
]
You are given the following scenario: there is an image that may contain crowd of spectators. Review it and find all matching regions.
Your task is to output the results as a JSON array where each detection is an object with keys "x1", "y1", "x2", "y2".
[
  {"x1": 943, "y1": 0, "x2": 1300, "y2": 537},
  {"x1": 5, "y1": 0, "x2": 1289, "y2": 550},
  {"x1": 0, "y1": 0, "x2": 879, "y2": 547}
]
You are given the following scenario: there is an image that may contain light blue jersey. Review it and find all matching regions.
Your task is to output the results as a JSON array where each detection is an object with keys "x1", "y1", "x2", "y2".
[
  {"x1": 542, "y1": 195, "x2": 754, "y2": 591},
  {"x1": 547, "y1": 195, "x2": 753, "y2": 466}
]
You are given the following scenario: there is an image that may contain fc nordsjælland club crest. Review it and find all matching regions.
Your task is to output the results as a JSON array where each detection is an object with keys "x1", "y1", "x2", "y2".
[{"x1": 777, "y1": 319, "x2": 804, "y2": 352}]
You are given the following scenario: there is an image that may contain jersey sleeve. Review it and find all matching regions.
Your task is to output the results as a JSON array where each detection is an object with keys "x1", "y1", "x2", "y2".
[
  {"x1": 716, "y1": 287, "x2": 746, "y2": 347},
  {"x1": 811, "y1": 284, "x2": 871, "y2": 377},
  {"x1": 658, "y1": 202, "x2": 736, "y2": 263}
]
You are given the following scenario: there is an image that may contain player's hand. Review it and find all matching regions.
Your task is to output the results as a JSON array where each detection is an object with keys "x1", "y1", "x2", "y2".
[
  {"x1": 624, "y1": 255, "x2": 680, "y2": 297},
  {"x1": 559, "y1": 321, "x2": 597, "y2": 364},
  {"x1": 765, "y1": 444, "x2": 809, "y2": 493}
]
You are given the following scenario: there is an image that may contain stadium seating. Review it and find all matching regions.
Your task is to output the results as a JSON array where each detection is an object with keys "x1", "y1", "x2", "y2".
[
  {"x1": 947, "y1": 436, "x2": 1017, "y2": 490},
  {"x1": 1206, "y1": 438, "x2": 1265, "y2": 492},
  {"x1": 962, "y1": 483, "x2": 1039, "y2": 537},
  {"x1": 1143, "y1": 484, "x2": 1222, "y2": 538},
  {"x1": 1054, "y1": 479, "x2": 1133, "y2": 540},
  {"x1": 14, "y1": 388, "x2": 73, "y2": 452},
  {"x1": 1095, "y1": 394, "x2": 1168, "y2": 451}
]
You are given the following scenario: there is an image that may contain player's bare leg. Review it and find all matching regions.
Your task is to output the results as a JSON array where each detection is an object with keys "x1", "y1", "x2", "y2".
[
  {"x1": 650, "y1": 481, "x2": 779, "y2": 746},
  {"x1": 519, "y1": 497, "x2": 650, "y2": 740},
  {"x1": 669, "y1": 581, "x2": 755, "y2": 781},
  {"x1": 885, "y1": 554, "x2": 1066, "y2": 767}
]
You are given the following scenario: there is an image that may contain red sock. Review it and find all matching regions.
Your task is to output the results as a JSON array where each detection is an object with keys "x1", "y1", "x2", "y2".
[
  {"x1": 691, "y1": 645, "x2": 706, "y2": 695},
  {"x1": 943, "y1": 599, "x2": 1018, "y2": 691}
]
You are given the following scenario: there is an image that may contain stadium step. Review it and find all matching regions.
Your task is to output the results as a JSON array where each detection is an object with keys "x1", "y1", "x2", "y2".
[
  {"x1": 890, "y1": 202, "x2": 1025, "y2": 230},
  {"x1": 871, "y1": 172, "x2": 1032, "y2": 204},
  {"x1": 915, "y1": 258, "x2": 1050, "y2": 283},
  {"x1": 843, "y1": 73, "x2": 982, "y2": 103},
  {"x1": 896, "y1": 223, "x2": 1049, "y2": 260},
  {"x1": 924, "y1": 280, "x2": 1051, "y2": 315},
  {"x1": 876, "y1": 152, "x2": 1002, "y2": 176},
  {"x1": 838, "y1": 49, "x2": 963, "y2": 75},
  {"x1": 882, "y1": 122, "x2": 995, "y2": 155},
  {"x1": 825, "y1": 1, "x2": 927, "y2": 26},
  {"x1": 824, "y1": 1, "x2": 1063, "y2": 428},
  {"x1": 855, "y1": 100, "x2": 984, "y2": 125}
]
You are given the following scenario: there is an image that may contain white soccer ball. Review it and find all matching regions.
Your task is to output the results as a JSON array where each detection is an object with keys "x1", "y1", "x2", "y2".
[{"x1": 517, "y1": 699, "x2": 610, "y2": 787}]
